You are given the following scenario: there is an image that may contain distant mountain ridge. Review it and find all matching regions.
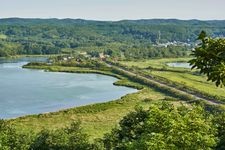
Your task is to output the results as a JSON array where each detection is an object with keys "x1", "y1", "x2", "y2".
[
  {"x1": 0, "y1": 18, "x2": 225, "y2": 26},
  {"x1": 0, "y1": 18, "x2": 224, "y2": 57}
]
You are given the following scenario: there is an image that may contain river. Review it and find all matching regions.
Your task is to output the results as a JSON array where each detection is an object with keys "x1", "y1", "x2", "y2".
[{"x1": 0, "y1": 57, "x2": 137, "y2": 119}]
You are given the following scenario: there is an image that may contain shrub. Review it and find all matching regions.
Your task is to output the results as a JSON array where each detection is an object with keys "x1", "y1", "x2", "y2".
[{"x1": 102, "y1": 102, "x2": 217, "y2": 149}]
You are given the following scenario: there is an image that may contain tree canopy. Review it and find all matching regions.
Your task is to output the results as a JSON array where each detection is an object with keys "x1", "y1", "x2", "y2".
[
  {"x1": 1, "y1": 19, "x2": 225, "y2": 58},
  {"x1": 189, "y1": 31, "x2": 225, "y2": 87},
  {"x1": 1, "y1": 102, "x2": 225, "y2": 149},
  {"x1": 102, "y1": 102, "x2": 218, "y2": 150}
]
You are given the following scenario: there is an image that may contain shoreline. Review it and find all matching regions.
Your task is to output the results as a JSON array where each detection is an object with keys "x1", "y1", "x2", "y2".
[
  {"x1": 23, "y1": 64, "x2": 144, "y2": 90},
  {"x1": 5, "y1": 64, "x2": 141, "y2": 120},
  {"x1": 23, "y1": 64, "x2": 123, "y2": 80},
  {"x1": 9, "y1": 64, "x2": 148, "y2": 140},
  {"x1": 10, "y1": 62, "x2": 224, "y2": 140}
]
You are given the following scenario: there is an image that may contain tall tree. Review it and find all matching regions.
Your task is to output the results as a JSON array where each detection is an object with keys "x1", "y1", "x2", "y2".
[{"x1": 189, "y1": 31, "x2": 225, "y2": 87}]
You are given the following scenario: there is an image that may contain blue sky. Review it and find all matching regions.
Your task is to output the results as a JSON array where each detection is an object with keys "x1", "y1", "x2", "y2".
[{"x1": 0, "y1": 0, "x2": 225, "y2": 20}]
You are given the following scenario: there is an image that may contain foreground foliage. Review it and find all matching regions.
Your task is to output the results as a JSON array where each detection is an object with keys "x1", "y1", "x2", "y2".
[
  {"x1": 30, "y1": 122, "x2": 93, "y2": 150},
  {"x1": 103, "y1": 102, "x2": 219, "y2": 150},
  {"x1": 189, "y1": 31, "x2": 225, "y2": 87},
  {"x1": 2, "y1": 102, "x2": 225, "y2": 149}
]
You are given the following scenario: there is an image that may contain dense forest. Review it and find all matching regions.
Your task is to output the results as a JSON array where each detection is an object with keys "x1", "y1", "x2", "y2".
[{"x1": 0, "y1": 18, "x2": 225, "y2": 58}]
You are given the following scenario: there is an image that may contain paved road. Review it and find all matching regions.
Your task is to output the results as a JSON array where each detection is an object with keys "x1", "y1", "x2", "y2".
[{"x1": 106, "y1": 62, "x2": 224, "y2": 106}]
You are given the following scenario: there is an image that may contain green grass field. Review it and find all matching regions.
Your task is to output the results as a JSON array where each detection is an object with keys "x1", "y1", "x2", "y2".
[
  {"x1": 150, "y1": 71, "x2": 225, "y2": 98},
  {"x1": 119, "y1": 57, "x2": 225, "y2": 101},
  {"x1": 120, "y1": 57, "x2": 192, "y2": 69}
]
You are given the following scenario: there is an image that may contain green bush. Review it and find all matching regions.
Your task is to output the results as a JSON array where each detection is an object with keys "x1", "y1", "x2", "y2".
[
  {"x1": 30, "y1": 122, "x2": 93, "y2": 150},
  {"x1": 0, "y1": 120, "x2": 32, "y2": 150},
  {"x1": 102, "y1": 102, "x2": 217, "y2": 150}
]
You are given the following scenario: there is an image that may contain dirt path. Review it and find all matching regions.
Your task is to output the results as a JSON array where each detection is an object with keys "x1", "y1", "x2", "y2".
[{"x1": 106, "y1": 62, "x2": 224, "y2": 106}]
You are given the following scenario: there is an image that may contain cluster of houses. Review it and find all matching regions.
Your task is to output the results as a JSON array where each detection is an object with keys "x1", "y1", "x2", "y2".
[
  {"x1": 58, "y1": 51, "x2": 110, "y2": 62},
  {"x1": 154, "y1": 41, "x2": 192, "y2": 48}
]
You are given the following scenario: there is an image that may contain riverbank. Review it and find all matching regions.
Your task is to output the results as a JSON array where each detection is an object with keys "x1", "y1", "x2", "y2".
[
  {"x1": 11, "y1": 87, "x2": 173, "y2": 140},
  {"x1": 23, "y1": 64, "x2": 122, "y2": 79},
  {"x1": 9, "y1": 61, "x2": 225, "y2": 141},
  {"x1": 23, "y1": 64, "x2": 144, "y2": 90},
  {"x1": 10, "y1": 64, "x2": 174, "y2": 140}
]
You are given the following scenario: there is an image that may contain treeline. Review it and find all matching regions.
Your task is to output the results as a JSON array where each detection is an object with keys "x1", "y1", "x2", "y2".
[
  {"x1": 1, "y1": 102, "x2": 225, "y2": 149},
  {"x1": 0, "y1": 18, "x2": 225, "y2": 57},
  {"x1": 122, "y1": 45, "x2": 188, "y2": 59}
]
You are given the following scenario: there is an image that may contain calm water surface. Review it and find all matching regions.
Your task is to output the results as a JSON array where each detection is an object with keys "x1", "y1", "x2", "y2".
[
  {"x1": 0, "y1": 58, "x2": 137, "y2": 119},
  {"x1": 167, "y1": 62, "x2": 191, "y2": 68}
]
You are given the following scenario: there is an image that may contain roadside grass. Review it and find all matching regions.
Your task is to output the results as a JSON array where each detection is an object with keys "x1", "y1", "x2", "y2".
[
  {"x1": 119, "y1": 57, "x2": 225, "y2": 101},
  {"x1": 150, "y1": 70, "x2": 225, "y2": 99}
]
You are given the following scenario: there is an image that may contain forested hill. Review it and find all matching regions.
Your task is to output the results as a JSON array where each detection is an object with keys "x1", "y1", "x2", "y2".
[
  {"x1": 1, "y1": 18, "x2": 225, "y2": 30},
  {"x1": 0, "y1": 18, "x2": 225, "y2": 42},
  {"x1": 1, "y1": 18, "x2": 225, "y2": 26},
  {"x1": 0, "y1": 18, "x2": 225, "y2": 57}
]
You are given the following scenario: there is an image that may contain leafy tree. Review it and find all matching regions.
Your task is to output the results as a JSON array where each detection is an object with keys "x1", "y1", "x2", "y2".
[
  {"x1": 103, "y1": 102, "x2": 217, "y2": 150},
  {"x1": 213, "y1": 112, "x2": 225, "y2": 150},
  {"x1": 104, "y1": 49, "x2": 113, "y2": 56},
  {"x1": 189, "y1": 31, "x2": 225, "y2": 86},
  {"x1": 0, "y1": 120, "x2": 32, "y2": 150},
  {"x1": 30, "y1": 121, "x2": 93, "y2": 150}
]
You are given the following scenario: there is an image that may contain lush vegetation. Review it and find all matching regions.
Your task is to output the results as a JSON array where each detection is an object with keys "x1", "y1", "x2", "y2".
[
  {"x1": 1, "y1": 19, "x2": 225, "y2": 149},
  {"x1": 3, "y1": 55, "x2": 222, "y2": 149},
  {"x1": 189, "y1": 31, "x2": 225, "y2": 87},
  {"x1": 1, "y1": 18, "x2": 225, "y2": 58},
  {"x1": 12, "y1": 59, "x2": 168, "y2": 140},
  {"x1": 2, "y1": 102, "x2": 225, "y2": 149},
  {"x1": 119, "y1": 57, "x2": 192, "y2": 69},
  {"x1": 0, "y1": 120, "x2": 95, "y2": 150},
  {"x1": 103, "y1": 102, "x2": 224, "y2": 149},
  {"x1": 119, "y1": 57, "x2": 225, "y2": 102}
]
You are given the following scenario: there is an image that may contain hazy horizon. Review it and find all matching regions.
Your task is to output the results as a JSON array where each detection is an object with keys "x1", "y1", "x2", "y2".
[
  {"x1": 0, "y1": 0, "x2": 225, "y2": 21},
  {"x1": 1, "y1": 17, "x2": 225, "y2": 22}
]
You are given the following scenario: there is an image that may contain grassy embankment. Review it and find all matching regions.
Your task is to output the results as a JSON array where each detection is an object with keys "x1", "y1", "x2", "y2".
[
  {"x1": 11, "y1": 63, "x2": 179, "y2": 141},
  {"x1": 10, "y1": 59, "x2": 225, "y2": 141},
  {"x1": 119, "y1": 57, "x2": 225, "y2": 102}
]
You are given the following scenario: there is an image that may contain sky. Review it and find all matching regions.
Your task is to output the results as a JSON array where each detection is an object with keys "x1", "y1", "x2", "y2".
[{"x1": 0, "y1": 0, "x2": 225, "y2": 21}]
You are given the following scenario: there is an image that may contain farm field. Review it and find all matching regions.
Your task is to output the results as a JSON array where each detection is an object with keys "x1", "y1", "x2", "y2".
[
  {"x1": 119, "y1": 57, "x2": 192, "y2": 69},
  {"x1": 119, "y1": 57, "x2": 225, "y2": 101},
  {"x1": 150, "y1": 71, "x2": 225, "y2": 98}
]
